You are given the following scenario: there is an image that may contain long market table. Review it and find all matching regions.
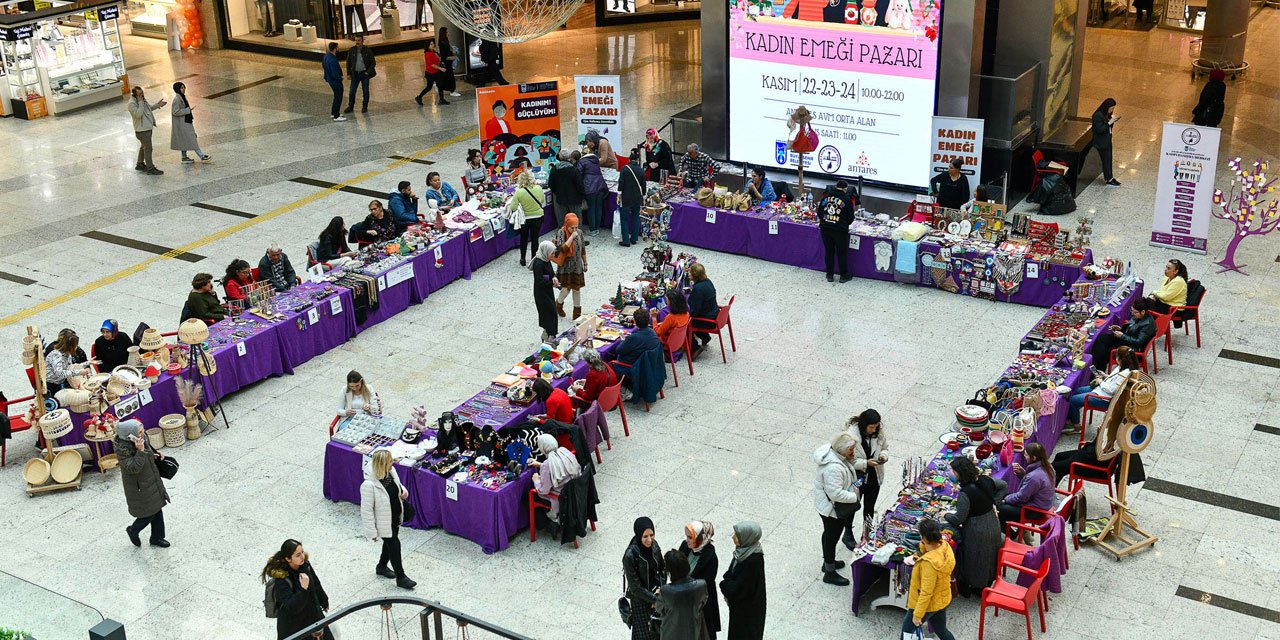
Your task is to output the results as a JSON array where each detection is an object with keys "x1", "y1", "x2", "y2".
[
  {"x1": 666, "y1": 201, "x2": 1089, "y2": 308},
  {"x1": 848, "y1": 277, "x2": 1144, "y2": 615}
]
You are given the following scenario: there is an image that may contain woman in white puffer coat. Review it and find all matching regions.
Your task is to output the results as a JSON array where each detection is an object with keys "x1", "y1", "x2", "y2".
[{"x1": 813, "y1": 432, "x2": 861, "y2": 586}]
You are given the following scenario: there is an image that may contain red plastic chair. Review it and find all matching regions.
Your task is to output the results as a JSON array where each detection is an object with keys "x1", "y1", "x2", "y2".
[
  {"x1": 690, "y1": 295, "x2": 736, "y2": 363},
  {"x1": 329, "y1": 415, "x2": 341, "y2": 437},
  {"x1": 999, "y1": 519, "x2": 1064, "y2": 581},
  {"x1": 1069, "y1": 458, "x2": 1117, "y2": 514},
  {"x1": 1169, "y1": 284, "x2": 1205, "y2": 348},
  {"x1": 1021, "y1": 485, "x2": 1082, "y2": 552},
  {"x1": 979, "y1": 557, "x2": 1052, "y2": 640},
  {"x1": 597, "y1": 380, "x2": 629, "y2": 437},
  {"x1": 660, "y1": 323, "x2": 694, "y2": 387},
  {"x1": 528, "y1": 489, "x2": 595, "y2": 548},
  {"x1": 1, "y1": 391, "x2": 39, "y2": 467},
  {"x1": 1030, "y1": 149, "x2": 1067, "y2": 195},
  {"x1": 1079, "y1": 393, "x2": 1109, "y2": 448}
]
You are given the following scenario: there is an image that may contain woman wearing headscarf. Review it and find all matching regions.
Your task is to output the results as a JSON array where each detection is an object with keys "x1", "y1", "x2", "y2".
[
  {"x1": 623, "y1": 516, "x2": 665, "y2": 640},
  {"x1": 944, "y1": 456, "x2": 1005, "y2": 597},
  {"x1": 585, "y1": 130, "x2": 617, "y2": 169},
  {"x1": 531, "y1": 240, "x2": 559, "y2": 342},
  {"x1": 115, "y1": 419, "x2": 171, "y2": 548},
  {"x1": 1192, "y1": 69, "x2": 1227, "y2": 127},
  {"x1": 169, "y1": 82, "x2": 211, "y2": 163},
  {"x1": 719, "y1": 521, "x2": 766, "y2": 640},
  {"x1": 552, "y1": 212, "x2": 587, "y2": 320},
  {"x1": 261, "y1": 539, "x2": 334, "y2": 640},
  {"x1": 530, "y1": 433, "x2": 582, "y2": 525},
  {"x1": 679, "y1": 520, "x2": 721, "y2": 639},
  {"x1": 94, "y1": 320, "x2": 134, "y2": 372},
  {"x1": 1090, "y1": 98, "x2": 1120, "y2": 186}
]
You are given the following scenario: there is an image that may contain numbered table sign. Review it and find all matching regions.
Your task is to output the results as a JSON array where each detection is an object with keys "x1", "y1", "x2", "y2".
[
  {"x1": 236, "y1": 342, "x2": 247, "y2": 357},
  {"x1": 1027, "y1": 263, "x2": 1040, "y2": 279},
  {"x1": 445, "y1": 479, "x2": 458, "y2": 501},
  {"x1": 307, "y1": 308, "x2": 320, "y2": 325},
  {"x1": 330, "y1": 297, "x2": 343, "y2": 315},
  {"x1": 706, "y1": 209, "x2": 717, "y2": 224},
  {"x1": 849, "y1": 234, "x2": 861, "y2": 250},
  {"x1": 139, "y1": 389, "x2": 153, "y2": 406},
  {"x1": 768, "y1": 220, "x2": 779, "y2": 235}
]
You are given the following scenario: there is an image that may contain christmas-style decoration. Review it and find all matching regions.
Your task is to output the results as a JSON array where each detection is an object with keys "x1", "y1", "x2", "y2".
[{"x1": 1211, "y1": 157, "x2": 1278, "y2": 275}]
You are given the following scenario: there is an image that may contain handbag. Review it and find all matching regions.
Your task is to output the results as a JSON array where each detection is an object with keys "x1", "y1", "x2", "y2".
[
  {"x1": 156, "y1": 455, "x2": 179, "y2": 480},
  {"x1": 617, "y1": 575, "x2": 632, "y2": 627},
  {"x1": 833, "y1": 499, "x2": 861, "y2": 521}
]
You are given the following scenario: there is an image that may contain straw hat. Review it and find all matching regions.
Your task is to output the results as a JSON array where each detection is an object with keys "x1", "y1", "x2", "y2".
[
  {"x1": 38, "y1": 409, "x2": 73, "y2": 439},
  {"x1": 139, "y1": 328, "x2": 166, "y2": 351},
  {"x1": 178, "y1": 319, "x2": 210, "y2": 345}
]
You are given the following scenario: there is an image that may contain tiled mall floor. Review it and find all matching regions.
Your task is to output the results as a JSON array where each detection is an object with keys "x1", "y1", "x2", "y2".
[{"x1": 0, "y1": 11, "x2": 1278, "y2": 640}]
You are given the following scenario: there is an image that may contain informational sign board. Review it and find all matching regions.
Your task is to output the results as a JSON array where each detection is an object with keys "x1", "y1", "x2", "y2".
[
  {"x1": 575, "y1": 75, "x2": 622, "y2": 154},
  {"x1": 1150, "y1": 122, "x2": 1220, "y2": 254},
  {"x1": 476, "y1": 81, "x2": 561, "y2": 176},
  {"x1": 726, "y1": 0, "x2": 944, "y2": 188},
  {"x1": 930, "y1": 116, "x2": 984, "y2": 186}
]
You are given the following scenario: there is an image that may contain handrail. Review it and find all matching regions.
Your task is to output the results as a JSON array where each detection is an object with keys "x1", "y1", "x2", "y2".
[{"x1": 283, "y1": 595, "x2": 534, "y2": 640}]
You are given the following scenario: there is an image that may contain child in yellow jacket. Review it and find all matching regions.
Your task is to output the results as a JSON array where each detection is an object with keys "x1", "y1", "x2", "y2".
[{"x1": 903, "y1": 518, "x2": 958, "y2": 640}]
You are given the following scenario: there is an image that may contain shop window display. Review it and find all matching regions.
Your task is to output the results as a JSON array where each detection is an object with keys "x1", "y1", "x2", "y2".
[
  {"x1": 0, "y1": 3, "x2": 127, "y2": 119},
  {"x1": 123, "y1": 0, "x2": 175, "y2": 38},
  {"x1": 598, "y1": 0, "x2": 700, "y2": 23},
  {"x1": 222, "y1": 0, "x2": 431, "y2": 44}
]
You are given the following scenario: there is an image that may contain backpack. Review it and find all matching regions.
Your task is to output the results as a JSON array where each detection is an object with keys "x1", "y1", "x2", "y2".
[{"x1": 264, "y1": 578, "x2": 280, "y2": 618}]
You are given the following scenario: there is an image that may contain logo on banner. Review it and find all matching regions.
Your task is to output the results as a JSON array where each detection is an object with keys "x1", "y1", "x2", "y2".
[
  {"x1": 845, "y1": 151, "x2": 878, "y2": 177},
  {"x1": 774, "y1": 142, "x2": 789, "y2": 165},
  {"x1": 817, "y1": 145, "x2": 842, "y2": 173},
  {"x1": 1180, "y1": 128, "x2": 1201, "y2": 146}
]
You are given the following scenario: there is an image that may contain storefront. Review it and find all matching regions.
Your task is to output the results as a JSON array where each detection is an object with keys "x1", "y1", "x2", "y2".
[
  {"x1": 122, "y1": 0, "x2": 175, "y2": 39},
  {"x1": 216, "y1": 0, "x2": 438, "y2": 56},
  {"x1": 594, "y1": 0, "x2": 699, "y2": 25},
  {"x1": 0, "y1": 0, "x2": 128, "y2": 119}
]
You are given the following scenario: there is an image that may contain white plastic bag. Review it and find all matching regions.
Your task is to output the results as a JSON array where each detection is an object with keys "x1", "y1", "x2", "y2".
[{"x1": 612, "y1": 209, "x2": 622, "y2": 239}]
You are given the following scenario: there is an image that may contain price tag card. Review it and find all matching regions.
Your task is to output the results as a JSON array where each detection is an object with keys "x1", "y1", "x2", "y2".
[
  {"x1": 307, "y1": 308, "x2": 320, "y2": 325},
  {"x1": 849, "y1": 235, "x2": 861, "y2": 250},
  {"x1": 768, "y1": 220, "x2": 779, "y2": 235},
  {"x1": 385, "y1": 263, "x2": 415, "y2": 287},
  {"x1": 377, "y1": 275, "x2": 387, "y2": 291},
  {"x1": 1027, "y1": 263, "x2": 1040, "y2": 279},
  {"x1": 434, "y1": 246, "x2": 443, "y2": 261},
  {"x1": 139, "y1": 389, "x2": 153, "y2": 406},
  {"x1": 705, "y1": 209, "x2": 717, "y2": 224},
  {"x1": 330, "y1": 297, "x2": 343, "y2": 315},
  {"x1": 445, "y1": 480, "x2": 458, "y2": 501},
  {"x1": 236, "y1": 342, "x2": 247, "y2": 357}
]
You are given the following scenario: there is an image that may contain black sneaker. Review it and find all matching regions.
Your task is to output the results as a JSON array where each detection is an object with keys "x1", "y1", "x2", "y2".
[
  {"x1": 1106, "y1": 179, "x2": 1122, "y2": 186},
  {"x1": 343, "y1": 107, "x2": 354, "y2": 114},
  {"x1": 838, "y1": 275, "x2": 853, "y2": 283},
  {"x1": 135, "y1": 163, "x2": 146, "y2": 171},
  {"x1": 126, "y1": 526, "x2": 141, "y2": 547},
  {"x1": 826, "y1": 274, "x2": 834, "y2": 282},
  {"x1": 150, "y1": 539, "x2": 171, "y2": 548},
  {"x1": 396, "y1": 576, "x2": 417, "y2": 590},
  {"x1": 842, "y1": 531, "x2": 857, "y2": 551},
  {"x1": 376, "y1": 565, "x2": 396, "y2": 579},
  {"x1": 822, "y1": 571, "x2": 850, "y2": 586},
  {"x1": 415, "y1": 96, "x2": 423, "y2": 105},
  {"x1": 145, "y1": 168, "x2": 165, "y2": 175},
  {"x1": 439, "y1": 99, "x2": 450, "y2": 105}
]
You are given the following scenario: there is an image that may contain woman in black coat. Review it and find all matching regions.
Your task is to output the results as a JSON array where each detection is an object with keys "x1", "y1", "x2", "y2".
[
  {"x1": 531, "y1": 240, "x2": 559, "y2": 342},
  {"x1": 94, "y1": 320, "x2": 133, "y2": 372},
  {"x1": 720, "y1": 521, "x2": 766, "y2": 640},
  {"x1": 1091, "y1": 98, "x2": 1120, "y2": 186},
  {"x1": 623, "y1": 517, "x2": 666, "y2": 640},
  {"x1": 1192, "y1": 69, "x2": 1227, "y2": 127},
  {"x1": 262, "y1": 539, "x2": 333, "y2": 640},
  {"x1": 680, "y1": 520, "x2": 722, "y2": 639}
]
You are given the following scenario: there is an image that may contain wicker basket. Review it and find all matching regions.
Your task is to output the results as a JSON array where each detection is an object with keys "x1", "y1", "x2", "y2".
[
  {"x1": 178, "y1": 319, "x2": 210, "y2": 345},
  {"x1": 146, "y1": 427, "x2": 165, "y2": 449},
  {"x1": 23, "y1": 458, "x2": 51, "y2": 486},
  {"x1": 139, "y1": 328, "x2": 166, "y2": 351},
  {"x1": 38, "y1": 409, "x2": 73, "y2": 440},
  {"x1": 160, "y1": 414, "x2": 186, "y2": 447}
]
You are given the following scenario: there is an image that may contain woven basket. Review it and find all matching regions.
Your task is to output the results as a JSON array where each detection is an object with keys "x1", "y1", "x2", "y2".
[
  {"x1": 50, "y1": 449, "x2": 81, "y2": 484},
  {"x1": 162, "y1": 425, "x2": 186, "y2": 447},
  {"x1": 139, "y1": 328, "x2": 166, "y2": 351},
  {"x1": 55, "y1": 389, "x2": 93, "y2": 413},
  {"x1": 146, "y1": 427, "x2": 165, "y2": 449},
  {"x1": 38, "y1": 409, "x2": 73, "y2": 440},
  {"x1": 23, "y1": 458, "x2": 51, "y2": 486},
  {"x1": 178, "y1": 319, "x2": 210, "y2": 345}
]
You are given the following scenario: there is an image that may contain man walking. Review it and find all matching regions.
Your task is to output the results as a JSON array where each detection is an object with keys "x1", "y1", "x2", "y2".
[
  {"x1": 817, "y1": 180, "x2": 856, "y2": 283},
  {"x1": 128, "y1": 86, "x2": 167, "y2": 176},
  {"x1": 323, "y1": 42, "x2": 346, "y2": 122},
  {"x1": 344, "y1": 35, "x2": 376, "y2": 114},
  {"x1": 477, "y1": 39, "x2": 508, "y2": 86}
]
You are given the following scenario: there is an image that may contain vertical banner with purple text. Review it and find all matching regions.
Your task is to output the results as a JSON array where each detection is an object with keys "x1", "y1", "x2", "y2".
[
  {"x1": 574, "y1": 75, "x2": 622, "y2": 154},
  {"x1": 1151, "y1": 122, "x2": 1220, "y2": 254}
]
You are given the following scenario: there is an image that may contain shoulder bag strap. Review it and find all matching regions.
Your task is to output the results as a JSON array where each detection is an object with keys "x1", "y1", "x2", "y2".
[{"x1": 524, "y1": 186, "x2": 543, "y2": 207}]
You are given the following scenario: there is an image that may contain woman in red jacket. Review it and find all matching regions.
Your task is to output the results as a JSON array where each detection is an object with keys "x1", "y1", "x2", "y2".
[
  {"x1": 573, "y1": 348, "x2": 616, "y2": 409},
  {"x1": 222, "y1": 259, "x2": 255, "y2": 302},
  {"x1": 533, "y1": 378, "x2": 574, "y2": 423}
]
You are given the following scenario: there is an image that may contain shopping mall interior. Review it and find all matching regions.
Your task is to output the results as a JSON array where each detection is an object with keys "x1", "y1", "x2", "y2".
[{"x1": 0, "y1": 0, "x2": 1278, "y2": 639}]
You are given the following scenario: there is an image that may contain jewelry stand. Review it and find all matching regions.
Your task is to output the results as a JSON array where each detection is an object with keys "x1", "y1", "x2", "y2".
[{"x1": 185, "y1": 343, "x2": 230, "y2": 433}]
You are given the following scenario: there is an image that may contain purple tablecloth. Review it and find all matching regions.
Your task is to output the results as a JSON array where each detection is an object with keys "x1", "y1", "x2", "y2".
[
  {"x1": 273, "y1": 286, "x2": 359, "y2": 368},
  {"x1": 417, "y1": 232, "x2": 471, "y2": 294},
  {"x1": 465, "y1": 195, "x2": 618, "y2": 272},
  {"x1": 668, "y1": 202, "x2": 1089, "y2": 308},
  {"x1": 849, "y1": 280, "x2": 1144, "y2": 614},
  {"x1": 322, "y1": 440, "x2": 534, "y2": 554}
]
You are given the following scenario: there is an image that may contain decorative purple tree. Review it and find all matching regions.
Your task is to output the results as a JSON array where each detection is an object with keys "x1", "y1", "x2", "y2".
[{"x1": 1212, "y1": 157, "x2": 1278, "y2": 275}]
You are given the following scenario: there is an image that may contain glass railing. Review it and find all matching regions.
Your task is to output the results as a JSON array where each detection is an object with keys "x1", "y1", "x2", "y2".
[
  {"x1": 0, "y1": 570, "x2": 104, "y2": 640},
  {"x1": 285, "y1": 596, "x2": 533, "y2": 640},
  {"x1": 975, "y1": 63, "x2": 1043, "y2": 150}
]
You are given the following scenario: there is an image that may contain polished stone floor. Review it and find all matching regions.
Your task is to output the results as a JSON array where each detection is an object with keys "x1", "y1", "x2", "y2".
[{"x1": 0, "y1": 11, "x2": 1278, "y2": 640}]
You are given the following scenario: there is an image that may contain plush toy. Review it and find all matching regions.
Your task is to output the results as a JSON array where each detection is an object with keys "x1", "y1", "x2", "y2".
[{"x1": 885, "y1": 0, "x2": 912, "y2": 30}]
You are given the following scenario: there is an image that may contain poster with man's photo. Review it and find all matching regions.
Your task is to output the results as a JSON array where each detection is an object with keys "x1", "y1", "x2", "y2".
[{"x1": 476, "y1": 81, "x2": 562, "y2": 177}]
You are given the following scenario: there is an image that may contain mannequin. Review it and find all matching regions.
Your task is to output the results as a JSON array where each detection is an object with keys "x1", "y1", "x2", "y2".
[
  {"x1": 256, "y1": 0, "x2": 278, "y2": 36},
  {"x1": 344, "y1": 0, "x2": 368, "y2": 37}
]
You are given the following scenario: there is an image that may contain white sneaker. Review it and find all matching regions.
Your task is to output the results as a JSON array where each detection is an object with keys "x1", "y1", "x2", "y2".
[
  {"x1": 333, "y1": 115, "x2": 347, "y2": 122},
  {"x1": 449, "y1": 92, "x2": 461, "y2": 97}
]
